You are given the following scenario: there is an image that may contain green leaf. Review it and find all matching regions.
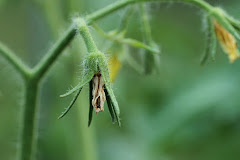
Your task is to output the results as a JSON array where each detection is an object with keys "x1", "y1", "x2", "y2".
[
  {"x1": 144, "y1": 42, "x2": 160, "y2": 74},
  {"x1": 144, "y1": 51, "x2": 160, "y2": 74},
  {"x1": 60, "y1": 71, "x2": 94, "y2": 97},
  {"x1": 105, "y1": 86, "x2": 121, "y2": 126},
  {"x1": 201, "y1": 16, "x2": 217, "y2": 65},
  {"x1": 98, "y1": 55, "x2": 121, "y2": 126},
  {"x1": 124, "y1": 45, "x2": 145, "y2": 75},
  {"x1": 58, "y1": 88, "x2": 82, "y2": 119},
  {"x1": 88, "y1": 80, "x2": 94, "y2": 127},
  {"x1": 105, "y1": 88, "x2": 115, "y2": 123}
]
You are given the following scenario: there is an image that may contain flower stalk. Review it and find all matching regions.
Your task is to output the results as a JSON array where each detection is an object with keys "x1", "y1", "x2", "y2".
[{"x1": 75, "y1": 18, "x2": 98, "y2": 53}]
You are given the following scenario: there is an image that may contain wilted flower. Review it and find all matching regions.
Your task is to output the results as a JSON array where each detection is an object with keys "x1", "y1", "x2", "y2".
[
  {"x1": 213, "y1": 20, "x2": 240, "y2": 63},
  {"x1": 59, "y1": 53, "x2": 121, "y2": 126},
  {"x1": 92, "y1": 72, "x2": 106, "y2": 113},
  {"x1": 59, "y1": 18, "x2": 120, "y2": 127}
]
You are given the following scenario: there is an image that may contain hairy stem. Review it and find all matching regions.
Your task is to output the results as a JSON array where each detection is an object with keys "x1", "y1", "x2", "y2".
[
  {"x1": 0, "y1": 42, "x2": 31, "y2": 78},
  {"x1": 19, "y1": 78, "x2": 39, "y2": 160},
  {"x1": 32, "y1": 25, "x2": 76, "y2": 79},
  {"x1": 76, "y1": 18, "x2": 99, "y2": 53},
  {"x1": 86, "y1": 0, "x2": 134, "y2": 22},
  {"x1": 190, "y1": 0, "x2": 212, "y2": 12}
]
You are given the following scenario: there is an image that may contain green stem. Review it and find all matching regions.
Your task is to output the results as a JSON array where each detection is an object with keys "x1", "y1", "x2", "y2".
[
  {"x1": 75, "y1": 18, "x2": 99, "y2": 53},
  {"x1": 189, "y1": 0, "x2": 213, "y2": 12},
  {"x1": 86, "y1": 0, "x2": 134, "y2": 22},
  {"x1": 118, "y1": 6, "x2": 135, "y2": 31},
  {"x1": 19, "y1": 78, "x2": 39, "y2": 160},
  {"x1": 93, "y1": 23, "x2": 158, "y2": 53},
  {"x1": 139, "y1": 3, "x2": 153, "y2": 43},
  {"x1": 141, "y1": 0, "x2": 213, "y2": 12},
  {"x1": 0, "y1": 42, "x2": 31, "y2": 78},
  {"x1": 32, "y1": 25, "x2": 76, "y2": 79}
]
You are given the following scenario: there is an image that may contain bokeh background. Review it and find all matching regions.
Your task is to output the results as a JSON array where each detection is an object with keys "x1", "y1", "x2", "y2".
[{"x1": 1, "y1": 0, "x2": 240, "y2": 160}]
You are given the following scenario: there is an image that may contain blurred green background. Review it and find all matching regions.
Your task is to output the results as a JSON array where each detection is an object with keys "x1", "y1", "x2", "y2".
[{"x1": 1, "y1": 0, "x2": 240, "y2": 160}]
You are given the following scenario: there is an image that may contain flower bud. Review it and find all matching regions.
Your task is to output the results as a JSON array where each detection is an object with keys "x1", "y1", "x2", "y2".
[{"x1": 214, "y1": 20, "x2": 240, "y2": 63}]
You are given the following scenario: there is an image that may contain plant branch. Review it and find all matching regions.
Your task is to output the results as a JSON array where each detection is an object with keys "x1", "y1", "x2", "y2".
[
  {"x1": 141, "y1": 0, "x2": 212, "y2": 12},
  {"x1": 19, "y1": 80, "x2": 39, "y2": 160},
  {"x1": 85, "y1": 0, "x2": 135, "y2": 22},
  {"x1": 32, "y1": 25, "x2": 76, "y2": 79},
  {"x1": 93, "y1": 23, "x2": 159, "y2": 53},
  {"x1": 190, "y1": 0, "x2": 213, "y2": 12},
  {"x1": 0, "y1": 42, "x2": 31, "y2": 78},
  {"x1": 32, "y1": 0, "x2": 214, "y2": 80}
]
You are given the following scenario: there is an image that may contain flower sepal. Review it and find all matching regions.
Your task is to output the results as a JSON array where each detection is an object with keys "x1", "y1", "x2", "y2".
[{"x1": 59, "y1": 52, "x2": 121, "y2": 126}]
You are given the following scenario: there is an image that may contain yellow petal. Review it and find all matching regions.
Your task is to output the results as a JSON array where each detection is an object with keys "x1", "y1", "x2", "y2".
[
  {"x1": 213, "y1": 20, "x2": 240, "y2": 63},
  {"x1": 108, "y1": 55, "x2": 122, "y2": 82}
]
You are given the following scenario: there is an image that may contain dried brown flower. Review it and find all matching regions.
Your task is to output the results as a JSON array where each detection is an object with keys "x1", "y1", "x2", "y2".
[{"x1": 92, "y1": 73, "x2": 106, "y2": 113}]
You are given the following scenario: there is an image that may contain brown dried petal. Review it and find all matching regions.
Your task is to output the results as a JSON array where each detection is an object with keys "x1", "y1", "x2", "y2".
[{"x1": 92, "y1": 73, "x2": 106, "y2": 113}]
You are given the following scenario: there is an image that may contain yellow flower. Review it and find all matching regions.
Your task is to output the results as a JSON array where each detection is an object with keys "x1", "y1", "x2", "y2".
[
  {"x1": 213, "y1": 20, "x2": 240, "y2": 63},
  {"x1": 108, "y1": 54, "x2": 122, "y2": 82}
]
